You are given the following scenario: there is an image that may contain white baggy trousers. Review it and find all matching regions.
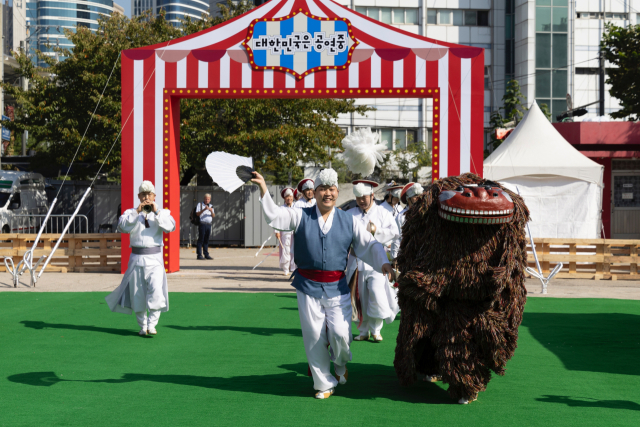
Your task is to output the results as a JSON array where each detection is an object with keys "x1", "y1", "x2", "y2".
[
  {"x1": 130, "y1": 263, "x2": 165, "y2": 330},
  {"x1": 357, "y1": 269, "x2": 391, "y2": 336},
  {"x1": 296, "y1": 290, "x2": 352, "y2": 391}
]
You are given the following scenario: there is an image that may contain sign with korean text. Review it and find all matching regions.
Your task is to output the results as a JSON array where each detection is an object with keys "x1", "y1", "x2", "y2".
[
  {"x1": 243, "y1": 13, "x2": 358, "y2": 79},
  {"x1": 1, "y1": 115, "x2": 10, "y2": 142}
]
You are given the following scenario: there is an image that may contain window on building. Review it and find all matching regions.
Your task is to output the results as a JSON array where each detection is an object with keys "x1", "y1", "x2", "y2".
[
  {"x1": 484, "y1": 66, "x2": 491, "y2": 90},
  {"x1": 380, "y1": 7, "x2": 392, "y2": 24},
  {"x1": 358, "y1": 7, "x2": 419, "y2": 25},
  {"x1": 605, "y1": 12, "x2": 628, "y2": 20},
  {"x1": 577, "y1": 12, "x2": 628, "y2": 20},
  {"x1": 505, "y1": 0, "x2": 515, "y2": 76},
  {"x1": 381, "y1": 129, "x2": 393, "y2": 150},
  {"x1": 575, "y1": 68, "x2": 599, "y2": 74},
  {"x1": 439, "y1": 10, "x2": 452, "y2": 25},
  {"x1": 405, "y1": 8, "x2": 418, "y2": 24},
  {"x1": 478, "y1": 10, "x2": 489, "y2": 26},
  {"x1": 464, "y1": 10, "x2": 477, "y2": 26},
  {"x1": 427, "y1": 9, "x2": 436, "y2": 24},
  {"x1": 431, "y1": 9, "x2": 490, "y2": 26},
  {"x1": 535, "y1": 0, "x2": 568, "y2": 122},
  {"x1": 372, "y1": 129, "x2": 419, "y2": 151}
]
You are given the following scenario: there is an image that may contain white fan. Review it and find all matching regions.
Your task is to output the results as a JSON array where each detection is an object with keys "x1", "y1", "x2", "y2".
[{"x1": 205, "y1": 152, "x2": 254, "y2": 193}]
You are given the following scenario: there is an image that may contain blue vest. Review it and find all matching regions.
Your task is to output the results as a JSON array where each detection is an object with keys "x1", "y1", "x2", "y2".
[{"x1": 292, "y1": 207, "x2": 353, "y2": 298}]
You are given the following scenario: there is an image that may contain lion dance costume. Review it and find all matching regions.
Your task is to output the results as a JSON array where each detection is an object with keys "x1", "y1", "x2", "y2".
[{"x1": 394, "y1": 174, "x2": 530, "y2": 404}]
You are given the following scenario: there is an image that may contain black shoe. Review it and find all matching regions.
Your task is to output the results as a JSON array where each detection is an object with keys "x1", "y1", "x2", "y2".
[
  {"x1": 197, "y1": 256, "x2": 204, "y2": 260},
  {"x1": 205, "y1": 255, "x2": 213, "y2": 260}
]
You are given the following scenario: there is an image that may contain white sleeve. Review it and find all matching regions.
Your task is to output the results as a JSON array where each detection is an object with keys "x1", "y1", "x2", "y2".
[
  {"x1": 374, "y1": 211, "x2": 399, "y2": 245},
  {"x1": 260, "y1": 191, "x2": 302, "y2": 232},
  {"x1": 117, "y1": 209, "x2": 140, "y2": 234},
  {"x1": 390, "y1": 214, "x2": 403, "y2": 259},
  {"x1": 156, "y1": 209, "x2": 176, "y2": 233},
  {"x1": 351, "y1": 217, "x2": 389, "y2": 273}
]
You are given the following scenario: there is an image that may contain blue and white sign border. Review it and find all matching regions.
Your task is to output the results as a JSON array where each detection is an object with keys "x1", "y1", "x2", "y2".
[{"x1": 242, "y1": 12, "x2": 359, "y2": 79}]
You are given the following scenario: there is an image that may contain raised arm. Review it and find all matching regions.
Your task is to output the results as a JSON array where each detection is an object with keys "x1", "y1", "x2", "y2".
[
  {"x1": 117, "y1": 209, "x2": 140, "y2": 234},
  {"x1": 252, "y1": 172, "x2": 301, "y2": 232},
  {"x1": 351, "y1": 217, "x2": 395, "y2": 281}
]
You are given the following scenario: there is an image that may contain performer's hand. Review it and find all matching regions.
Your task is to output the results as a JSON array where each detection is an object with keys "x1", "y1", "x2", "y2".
[
  {"x1": 275, "y1": 232, "x2": 280, "y2": 239},
  {"x1": 136, "y1": 203, "x2": 145, "y2": 214},
  {"x1": 382, "y1": 263, "x2": 395, "y2": 282},
  {"x1": 151, "y1": 202, "x2": 158, "y2": 213},
  {"x1": 251, "y1": 172, "x2": 268, "y2": 198}
]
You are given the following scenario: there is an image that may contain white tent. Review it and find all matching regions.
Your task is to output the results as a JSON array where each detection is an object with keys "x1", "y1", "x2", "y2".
[{"x1": 484, "y1": 102, "x2": 604, "y2": 238}]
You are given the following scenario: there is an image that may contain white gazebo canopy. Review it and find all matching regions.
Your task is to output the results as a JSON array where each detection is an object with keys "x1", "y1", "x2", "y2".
[
  {"x1": 484, "y1": 102, "x2": 604, "y2": 239},
  {"x1": 484, "y1": 102, "x2": 603, "y2": 186}
]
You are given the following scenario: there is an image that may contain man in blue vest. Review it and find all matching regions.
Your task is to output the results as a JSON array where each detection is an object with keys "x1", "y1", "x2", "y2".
[{"x1": 252, "y1": 168, "x2": 394, "y2": 399}]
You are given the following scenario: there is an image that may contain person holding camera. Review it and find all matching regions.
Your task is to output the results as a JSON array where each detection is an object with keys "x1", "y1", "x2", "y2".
[
  {"x1": 105, "y1": 180, "x2": 176, "y2": 336},
  {"x1": 196, "y1": 194, "x2": 215, "y2": 260}
]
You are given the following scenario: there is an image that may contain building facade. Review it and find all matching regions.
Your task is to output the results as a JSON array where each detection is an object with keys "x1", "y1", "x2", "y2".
[
  {"x1": 332, "y1": 0, "x2": 640, "y2": 151},
  {"x1": 132, "y1": 0, "x2": 210, "y2": 25},
  {"x1": 22, "y1": 0, "x2": 118, "y2": 65}
]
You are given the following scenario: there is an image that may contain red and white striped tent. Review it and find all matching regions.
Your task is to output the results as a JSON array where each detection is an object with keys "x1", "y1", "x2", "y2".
[{"x1": 121, "y1": 0, "x2": 485, "y2": 273}]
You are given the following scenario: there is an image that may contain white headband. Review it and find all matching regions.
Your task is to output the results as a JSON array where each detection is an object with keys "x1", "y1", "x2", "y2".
[
  {"x1": 391, "y1": 189, "x2": 402, "y2": 198},
  {"x1": 300, "y1": 180, "x2": 314, "y2": 191},
  {"x1": 406, "y1": 183, "x2": 424, "y2": 199},
  {"x1": 314, "y1": 168, "x2": 339, "y2": 189},
  {"x1": 283, "y1": 189, "x2": 293, "y2": 197},
  {"x1": 138, "y1": 180, "x2": 155, "y2": 194},
  {"x1": 353, "y1": 183, "x2": 374, "y2": 197}
]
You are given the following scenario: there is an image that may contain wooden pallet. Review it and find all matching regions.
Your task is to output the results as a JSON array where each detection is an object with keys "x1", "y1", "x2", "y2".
[
  {"x1": 0, "y1": 233, "x2": 121, "y2": 273},
  {"x1": 527, "y1": 238, "x2": 640, "y2": 280}
]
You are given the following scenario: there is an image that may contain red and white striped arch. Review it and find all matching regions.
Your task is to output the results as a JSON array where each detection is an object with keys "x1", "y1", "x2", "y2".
[{"x1": 121, "y1": 0, "x2": 484, "y2": 273}]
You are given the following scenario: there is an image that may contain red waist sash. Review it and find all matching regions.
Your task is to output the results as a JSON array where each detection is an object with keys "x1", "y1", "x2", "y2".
[{"x1": 297, "y1": 269, "x2": 345, "y2": 283}]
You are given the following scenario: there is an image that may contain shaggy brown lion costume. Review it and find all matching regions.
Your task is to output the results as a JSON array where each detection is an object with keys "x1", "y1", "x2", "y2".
[{"x1": 394, "y1": 173, "x2": 530, "y2": 403}]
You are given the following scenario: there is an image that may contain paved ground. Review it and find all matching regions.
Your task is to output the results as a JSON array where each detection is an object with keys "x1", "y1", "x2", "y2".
[{"x1": 1, "y1": 247, "x2": 639, "y2": 299}]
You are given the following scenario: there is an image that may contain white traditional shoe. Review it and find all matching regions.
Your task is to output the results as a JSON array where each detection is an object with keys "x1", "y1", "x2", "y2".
[
  {"x1": 138, "y1": 329, "x2": 147, "y2": 336},
  {"x1": 458, "y1": 396, "x2": 477, "y2": 405},
  {"x1": 372, "y1": 334, "x2": 383, "y2": 342},
  {"x1": 353, "y1": 333, "x2": 369, "y2": 341},
  {"x1": 314, "y1": 388, "x2": 334, "y2": 399},
  {"x1": 335, "y1": 368, "x2": 348, "y2": 385},
  {"x1": 147, "y1": 328, "x2": 157, "y2": 335}
]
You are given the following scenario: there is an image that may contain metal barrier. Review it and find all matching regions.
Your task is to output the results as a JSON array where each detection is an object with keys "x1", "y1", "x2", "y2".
[{"x1": 10, "y1": 215, "x2": 90, "y2": 234}]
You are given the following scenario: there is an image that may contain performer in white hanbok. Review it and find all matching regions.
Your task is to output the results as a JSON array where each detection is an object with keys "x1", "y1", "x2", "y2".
[
  {"x1": 390, "y1": 182, "x2": 424, "y2": 261},
  {"x1": 380, "y1": 185, "x2": 403, "y2": 218},
  {"x1": 105, "y1": 181, "x2": 176, "y2": 336},
  {"x1": 252, "y1": 169, "x2": 394, "y2": 400},
  {"x1": 346, "y1": 180, "x2": 400, "y2": 342},
  {"x1": 292, "y1": 178, "x2": 316, "y2": 208},
  {"x1": 275, "y1": 187, "x2": 296, "y2": 275}
]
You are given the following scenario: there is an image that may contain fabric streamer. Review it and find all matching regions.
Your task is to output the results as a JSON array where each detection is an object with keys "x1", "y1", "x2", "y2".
[
  {"x1": 252, "y1": 238, "x2": 282, "y2": 270},
  {"x1": 341, "y1": 128, "x2": 387, "y2": 176},
  {"x1": 254, "y1": 234, "x2": 273, "y2": 257}
]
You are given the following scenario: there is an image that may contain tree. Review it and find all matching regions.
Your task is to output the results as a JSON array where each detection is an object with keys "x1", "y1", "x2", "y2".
[
  {"x1": 1, "y1": 2, "x2": 372, "y2": 180},
  {"x1": 602, "y1": 22, "x2": 640, "y2": 120},
  {"x1": 377, "y1": 136, "x2": 431, "y2": 183}
]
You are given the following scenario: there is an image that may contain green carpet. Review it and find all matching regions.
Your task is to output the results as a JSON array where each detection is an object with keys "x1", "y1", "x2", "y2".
[{"x1": 0, "y1": 293, "x2": 639, "y2": 427}]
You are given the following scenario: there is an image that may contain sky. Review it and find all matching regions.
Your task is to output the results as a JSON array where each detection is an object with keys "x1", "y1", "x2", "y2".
[{"x1": 114, "y1": 1, "x2": 132, "y2": 18}]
